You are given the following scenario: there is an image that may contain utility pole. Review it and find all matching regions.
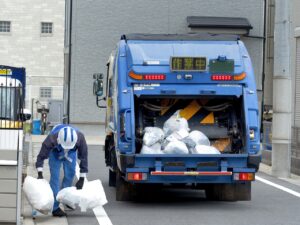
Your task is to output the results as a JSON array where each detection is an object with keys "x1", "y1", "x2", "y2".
[{"x1": 272, "y1": 0, "x2": 292, "y2": 177}]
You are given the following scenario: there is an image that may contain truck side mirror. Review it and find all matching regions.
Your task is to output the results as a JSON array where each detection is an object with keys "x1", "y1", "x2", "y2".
[
  {"x1": 93, "y1": 73, "x2": 104, "y2": 96},
  {"x1": 93, "y1": 73, "x2": 106, "y2": 108}
]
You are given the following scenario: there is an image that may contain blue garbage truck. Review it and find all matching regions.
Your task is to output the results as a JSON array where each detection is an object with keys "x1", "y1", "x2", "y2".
[{"x1": 93, "y1": 34, "x2": 261, "y2": 201}]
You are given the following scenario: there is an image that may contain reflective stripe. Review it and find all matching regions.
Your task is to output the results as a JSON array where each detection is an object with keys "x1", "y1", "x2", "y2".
[
  {"x1": 179, "y1": 100, "x2": 202, "y2": 120},
  {"x1": 64, "y1": 127, "x2": 68, "y2": 142},
  {"x1": 151, "y1": 171, "x2": 232, "y2": 176},
  {"x1": 200, "y1": 112, "x2": 215, "y2": 124},
  {"x1": 71, "y1": 128, "x2": 74, "y2": 142}
]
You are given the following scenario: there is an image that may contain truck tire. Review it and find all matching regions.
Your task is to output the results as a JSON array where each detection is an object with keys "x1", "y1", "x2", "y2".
[
  {"x1": 234, "y1": 182, "x2": 251, "y2": 201},
  {"x1": 109, "y1": 169, "x2": 116, "y2": 187},
  {"x1": 116, "y1": 169, "x2": 135, "y2": 201},
  {"x1": 205, "y1": 183, "x2": 251, "y2": 201}
]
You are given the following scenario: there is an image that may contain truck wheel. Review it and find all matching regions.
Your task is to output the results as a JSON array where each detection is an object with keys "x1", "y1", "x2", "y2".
[
  {"x1": 116, "y1": 169, "x2": 135, "y2": 201},
  {"x1": 205, "y1": 183, "x2": 251, "y2": 201},
  {"x1": 109, "y1": 169, "x2": 116, "y2": 187}
]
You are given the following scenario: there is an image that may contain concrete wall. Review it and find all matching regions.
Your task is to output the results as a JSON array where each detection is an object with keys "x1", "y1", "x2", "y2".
[
  {"x1": 0, "y1": 0, "x2": 65, "y2": 111},
  {"x1": 68, "y1": 0, "x2": 265, "y2": 124},
  {"x1": 291, "y1": 0, "x2": 300, "y2": 128},
  {"x1": 0, "y1": 130, "x2": 23, "y2": 223}
]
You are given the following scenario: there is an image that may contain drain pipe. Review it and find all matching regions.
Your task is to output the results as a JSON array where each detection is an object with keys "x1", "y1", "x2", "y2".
[{"x1": 272, "y1": 0, "x2": 292, "y2": 177}]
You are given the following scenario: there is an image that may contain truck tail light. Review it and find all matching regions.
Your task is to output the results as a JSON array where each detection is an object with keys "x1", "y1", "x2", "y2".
[
  {"x1": 211, "y1": 72, "x2": 247, "y2": 81},
  {"x1": 129, "y1": 71, "x2": 165, "y2": 80},
  {"x1": 233, "y1": 72, "x2": 246, "y2": 81},
  {"x1": 127, "y1": 172, "x2": 147, "y2": 181},
  {"x1": 233, "y1": 173, "x2": 255, "y2": 181},
  {"x1": 144, "y1": 74, "x2": 165, "y2": 80},
  {"x1": 129, "y1": 71, "x2": 143, "y2": 80},
  {"x1": 211, "y1": 75, "x2": 232, "y2": 81}
]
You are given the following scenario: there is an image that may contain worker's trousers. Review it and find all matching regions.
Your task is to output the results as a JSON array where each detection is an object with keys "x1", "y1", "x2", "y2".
[{"x1": 49, "y1": 150, "x2": 77, "y2": 211}]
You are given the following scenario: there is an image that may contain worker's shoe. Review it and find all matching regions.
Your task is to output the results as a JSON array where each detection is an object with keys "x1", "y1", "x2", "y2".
[
  {"x1": 52, "y1": 208, "x2": 67, "y2": 217},
  {"x1": 64, "y1": 204, "x2": 75, "y2": 211}
]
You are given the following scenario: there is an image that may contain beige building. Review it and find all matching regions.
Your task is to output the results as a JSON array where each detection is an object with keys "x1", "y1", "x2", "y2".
[
  {"x1": 0, "y1": 0, "x2": 65, "y2": 113},
  {"x1": 263, "y1": 0, "x2": 300, "y2": 174}
]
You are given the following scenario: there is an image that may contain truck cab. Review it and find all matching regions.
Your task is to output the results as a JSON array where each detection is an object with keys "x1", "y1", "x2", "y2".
[{"x1": 94, "y1": 34, "x2": 261, "y2": 201}]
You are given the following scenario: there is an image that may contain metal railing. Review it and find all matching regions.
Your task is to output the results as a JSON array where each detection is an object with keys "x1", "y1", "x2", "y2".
[{"x1": 0, "y1": 74, "x2": 24, "y2": 130}]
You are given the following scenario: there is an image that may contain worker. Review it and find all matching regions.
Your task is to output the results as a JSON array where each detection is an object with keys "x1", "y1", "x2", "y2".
[{"x1": 35, "y1": 124, "x2": 88, "y2": 217}]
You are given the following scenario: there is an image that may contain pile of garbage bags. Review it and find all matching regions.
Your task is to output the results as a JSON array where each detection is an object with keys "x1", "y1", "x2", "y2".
[
  {"x1": 141, "y1": 111, "x2": 220, "y2": 155},
  {"x1": 23, "y1": 176, "x2": 107, "y2": 214}
]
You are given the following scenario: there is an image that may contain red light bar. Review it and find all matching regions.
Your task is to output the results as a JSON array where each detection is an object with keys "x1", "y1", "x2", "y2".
[
  {"x1": 151, "y1": 171, "x2": 232, "y2": 176},
  {"x1": 144, "y1": 74, "x2": 166, "y2": 80},
  {"x1": 211, "y1": 74, "x2": 232, "y2": 81}
]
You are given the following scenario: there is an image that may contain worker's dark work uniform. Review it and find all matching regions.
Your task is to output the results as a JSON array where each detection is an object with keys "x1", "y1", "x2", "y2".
[{"x1": 35, "y1": 124, "x2": 88, "y2": 212}]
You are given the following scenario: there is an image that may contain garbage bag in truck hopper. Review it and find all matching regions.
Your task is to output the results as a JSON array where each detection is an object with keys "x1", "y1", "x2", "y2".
[
  {"x1": 143, "y1": 127, "x2": 165, "y2": 146},
  {"x1": 166, "y1": 129, "x2": 189, "y2": 142},
  {"x1": 141, "y1": 142, "x2": 164, "y2": 154},
  {"x1": 163, "y1": 140, "x2": 189, "y2": 154},
  {"x1": 183, "y1": 130, "x2": 210, "y2": 153},
  {"x1": 163, "y1": 110, "x2": 189, "y2": 136},
  {"x1": 192, "y1": 145, "x2": 221, "y2": 154}
]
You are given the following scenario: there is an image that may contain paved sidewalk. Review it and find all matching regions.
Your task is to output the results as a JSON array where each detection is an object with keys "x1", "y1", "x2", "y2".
[{"x1": 259, "y1": 163, "x2": 300, "y2": 187}]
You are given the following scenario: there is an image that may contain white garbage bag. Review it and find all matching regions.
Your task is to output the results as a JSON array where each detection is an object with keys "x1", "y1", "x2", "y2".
[
  {"x1": 166, "y1": 129, "x2": 189, "y2": 142},
  {"x1": 163, "y1": 129, "x2": 189, "y2": 150},
  {"x1": 163, "y1": 140, "x2": 189, "y2": 154},
  {"x1": 143, "y1": 127, "x2": 165, "y2": 146},
  {"x1": 141, "y1": 143, "x2": 164, "y2": 154},
  {"x1": 183, "y1": 130, "x2": 210, "y2": 153},
  {"x1": 23, "y1": 176, "x2": 54, "y2": 214},
  {"x1": 57, "y1": 179, "x2": 107, "y2": 212},
  {"x1": 192, "y1": 145, "x2": 221, "y2": 154},
  {"x1": 163, "y1": 111, "x2": 189, "y2": 136}
]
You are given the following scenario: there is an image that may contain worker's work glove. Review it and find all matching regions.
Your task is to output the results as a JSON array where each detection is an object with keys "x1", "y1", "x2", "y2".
[
  {"x1": 75, "y1": 177, "x2": 84, "y2": 190},
  {"x1": 37, "y1": 171, "x2": 43, "y2": 179}
]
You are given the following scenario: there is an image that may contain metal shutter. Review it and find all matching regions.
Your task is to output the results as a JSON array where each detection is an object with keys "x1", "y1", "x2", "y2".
[{"x1": 295, "y1": 38, "x2": 300, "y2": 127}]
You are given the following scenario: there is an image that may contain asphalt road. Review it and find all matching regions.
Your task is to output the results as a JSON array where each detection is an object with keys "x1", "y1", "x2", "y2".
[{"x1": 67, "y1": 146, "x2": 300, "y2": 225}]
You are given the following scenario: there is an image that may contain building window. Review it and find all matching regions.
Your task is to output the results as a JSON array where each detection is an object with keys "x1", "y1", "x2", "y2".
[
  {"x1": 41, "y1": 22, "x2": 53, "y2": 34},
  {"x1": 0, "y1": 21, "x2": 11, "y2": 33},
  {"x1": 40, "y1": 87, "x2": 52, "y2": 99}
]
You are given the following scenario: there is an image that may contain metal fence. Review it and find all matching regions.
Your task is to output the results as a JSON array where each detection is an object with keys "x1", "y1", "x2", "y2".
[{"x1": 0, "y1": 74, "x2": 24, "y2": 129}]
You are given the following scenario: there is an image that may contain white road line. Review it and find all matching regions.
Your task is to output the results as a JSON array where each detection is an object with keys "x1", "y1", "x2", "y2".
[
  {"x1": 76, "y1": 163, "x2": 113, "y2": 225},
  {"x1": 256, "y1": 175, "x2": 300, "y2": 198},
  {"x1": 93, "y1": 206, "x2": 113, "y2": 225}
]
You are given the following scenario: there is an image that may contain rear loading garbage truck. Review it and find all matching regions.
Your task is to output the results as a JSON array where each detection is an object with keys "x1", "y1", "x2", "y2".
[{"x1": 93, "y1": 34, "x2": 261, "y2": 201}]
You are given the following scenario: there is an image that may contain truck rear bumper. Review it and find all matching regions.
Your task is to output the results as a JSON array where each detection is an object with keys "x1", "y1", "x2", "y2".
[{"x1": 118, "y1": 153, "x2": 260, "y2": 184}]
